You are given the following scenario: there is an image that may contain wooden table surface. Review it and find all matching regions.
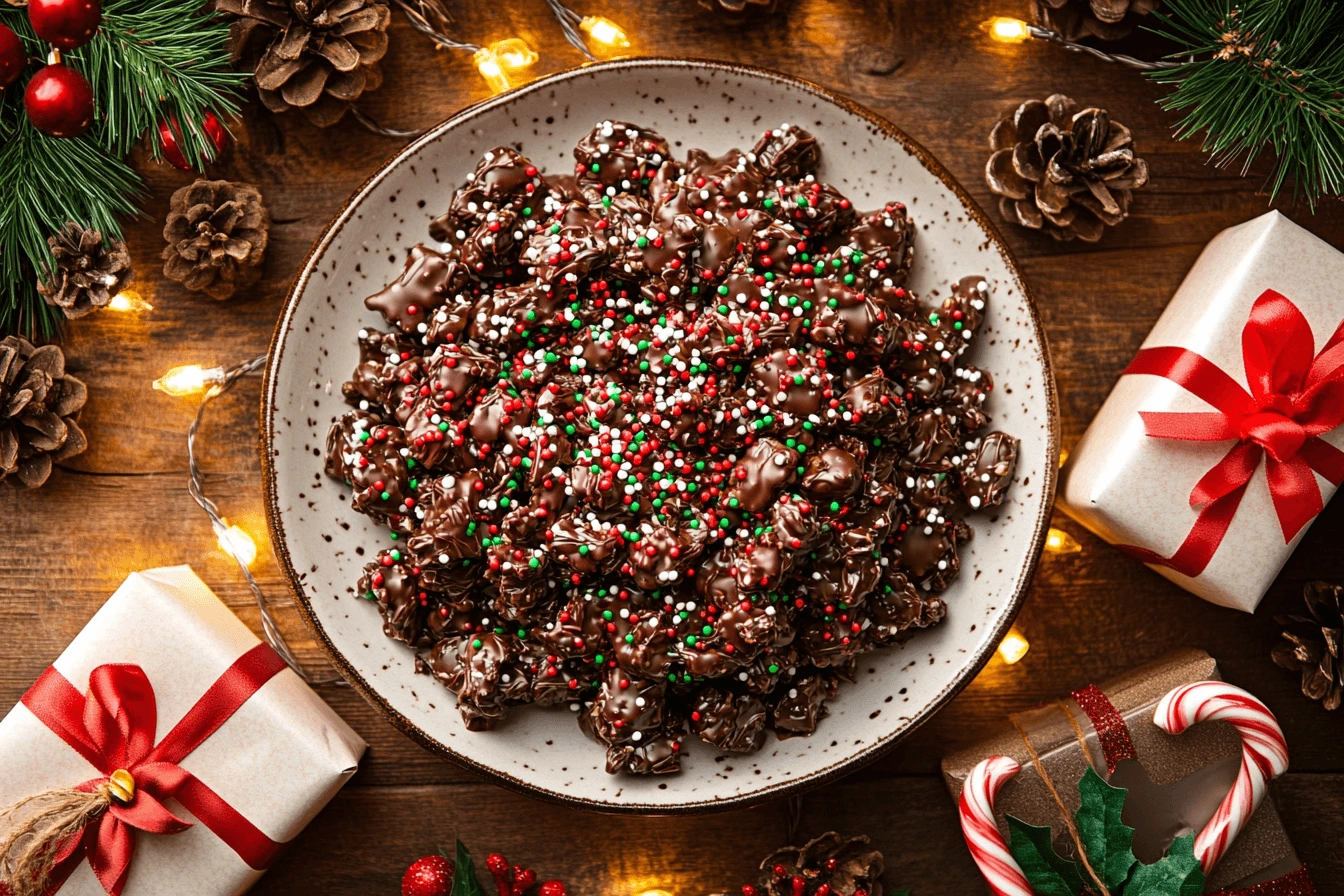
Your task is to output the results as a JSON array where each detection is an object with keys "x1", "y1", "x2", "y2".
[{"x1": 4, "y1": 1, "x2": 1343, "y2": 893}]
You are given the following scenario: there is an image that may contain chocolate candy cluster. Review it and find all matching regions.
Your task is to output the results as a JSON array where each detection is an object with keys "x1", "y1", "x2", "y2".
[{"x1": 327, "y1": 121, "x2": 1019, "y2": 775}]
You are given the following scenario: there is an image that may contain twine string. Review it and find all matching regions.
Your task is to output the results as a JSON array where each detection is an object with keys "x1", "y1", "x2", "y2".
[{"x1": 1009, "y1": 712, "x2": 1112, "y2": 896}]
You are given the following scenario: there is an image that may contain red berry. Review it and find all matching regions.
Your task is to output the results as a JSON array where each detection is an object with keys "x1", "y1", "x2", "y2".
[
  {"x1": 538, "y1": 882, "x2": 568, "y2": 896},
  {"x1": 402, "y1": 854, "x2": 454, "y2": 896},
  {"x1": 28, "y1": 0, "x2": 101, "y2": 50}
]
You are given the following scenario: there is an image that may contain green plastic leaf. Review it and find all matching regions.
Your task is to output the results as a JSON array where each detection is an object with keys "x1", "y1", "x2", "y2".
[
  {"x1": 1074, "y1": 767, "x2": 1138, "y2": 889},
  {"x1": 1123, "y1": 834, "x2": 1205, "y2": 896},
  {"x1": 450, "y1": 840, "x2": 487, "y2": 896},
  {"x1": 1006, "y1": 816, "x2": 1085, "y2": 896}
]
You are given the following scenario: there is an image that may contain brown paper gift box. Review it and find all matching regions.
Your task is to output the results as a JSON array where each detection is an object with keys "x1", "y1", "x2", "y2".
[{"x1": 941, "y1": 649, "x2": 1303, "y2": 892}]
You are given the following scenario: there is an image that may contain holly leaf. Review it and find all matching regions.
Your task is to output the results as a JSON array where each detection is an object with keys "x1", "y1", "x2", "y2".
[
  {"x1": 451, "y1": 840, "x2": 487, "y2": 896},
  {"x1": 889, "y1": 890, "x2": 913, "y2": 896},
  {"x1": 1006, "y1": 815, "x2": 1086, "y2": 896},
  {"x1": 1122, "y1": 834, "x2": 1205, "y2": 896},
  {"x1": 1074, "y1": 767, "x2": 1138, "y2": 889}
]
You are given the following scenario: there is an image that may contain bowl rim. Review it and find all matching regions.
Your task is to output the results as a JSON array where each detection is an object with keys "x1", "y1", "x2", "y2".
[{"x1": 261, "y1": 56, "x2": 1059, "y2": 815}]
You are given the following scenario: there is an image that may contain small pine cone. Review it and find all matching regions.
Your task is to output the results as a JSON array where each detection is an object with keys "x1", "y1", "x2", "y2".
[
  {"x1": 162, "y1": 179, "x2": 270, "y2": 301},
  {"x1": 1035, "y1": 0, "x2": 1160, "y2": 41},
  {"x1": 1273, "y1": 581, "x2": 1343, "y2": 711},
  {"x1": 985, "y1": 94, "x2": 1149, "y2": 243},
  {"x1": 36, "y1": 223, "x2": 134, "y2": 320},
  {"x1": 215, "y1": 0, "x2": 392, "y2": 127},
  {"x1": 0, "y1": 337, "x2": 89, "y2": 488},
  {"x1": 697, "y1": 0, "x2": 790, "y2": 18},
  {"x1": 758, "y1": 832, "x2": 885, "y2": 896}
]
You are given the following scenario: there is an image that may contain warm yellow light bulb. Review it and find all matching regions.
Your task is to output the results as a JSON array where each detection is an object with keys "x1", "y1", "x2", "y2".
[
  {"x1": 488, "y1": 38, "x2": 538, "y2": 72},
  {"x1": 1044, "y1": 527, "x2": 1082, "y2": 554},
  {"x1": 635, "y1": 890, "x2": 674, "y2": 896},
  {"x1": 997, "y1": 630, "x2": 1031, "y2": 665},
  {"x1": 473, "y1": 48, "x2": 512, "y2": 94},
  {"x1": 215, "y1": 520, "x2": 258, "y2": 568},
  {"x1": 1058, "y1": 448, "x2": 1070, "y2": 468},
  {"x1": 984, "y1": 16, "x2": 1031, "y2": 43},
  {"x1": 152, "y1": 364, "x2": 225, "y2": 398},
  {"x1": 580, "y1": 16, "x2": 629, "y2": 48},
  {"x1": 108, "y1": 290, "x2": 153, "y2": 313}
]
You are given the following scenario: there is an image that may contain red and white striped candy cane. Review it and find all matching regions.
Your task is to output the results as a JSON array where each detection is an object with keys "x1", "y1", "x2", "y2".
[
  {"x1": 1154, "y1": 680, "x2": 1289, "y2": 874},
  {"x1": 959, "y1": 755, "x2": 1033, "y2": 896}
]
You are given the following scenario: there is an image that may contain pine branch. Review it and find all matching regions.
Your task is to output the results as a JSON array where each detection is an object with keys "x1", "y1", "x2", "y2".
[
  {"x1": 1148, "y1": 0, "x2": 1344, "y2": 207},
  {"x1": 0, "y1": 0, "x2": 243, "y2": 339},
  {"x1": 0, "y1": 88, "x2": 142, "y2": 339}
]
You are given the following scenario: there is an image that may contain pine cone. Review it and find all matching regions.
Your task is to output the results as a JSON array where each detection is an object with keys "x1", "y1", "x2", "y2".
[
  {"x1": 215, "y1": 0, "x2": 391, "y2": 127},
  {"x1": 697, "y1": 0, "x2": 790, "y2": 18},
  {"x1": 0, "y1": 337, "x2": 89, "y2": 489},
  {"x1": 1273, "y1": 581, "x2": 1343, "y2": 711},
  {"x1": 738, "y1": 832, "x2": 885, "y2": 896},
  {"x1": 1035, "y1": 0, "x2": 1160, "y2": 41},
  {"x1": 985, "y1": 94, "x2": 1149, "y2": 242},
  {"x1": 35, "y1": 223, "x2": 134, "y2": 320},
  {"x1": 162, "y1": 179, "x2": 270, "y2": 301}
]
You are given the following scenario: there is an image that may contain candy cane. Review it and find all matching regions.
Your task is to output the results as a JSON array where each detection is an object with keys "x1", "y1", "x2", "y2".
[
  {"x1": 959, "y1": 755, "x2": 1034, "y2": 896},
  {"x1": 1154, "y1": 681, "x2": 1289, "y2": 874}
]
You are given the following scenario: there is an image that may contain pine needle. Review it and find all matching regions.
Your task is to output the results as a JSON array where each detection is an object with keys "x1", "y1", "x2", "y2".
[
  {"x1": 0, "y1": 0, "x2": 244, "y2": 340},
  {"x1": 1148, "y1": 0, "x2": 1344, "y2": 207}
]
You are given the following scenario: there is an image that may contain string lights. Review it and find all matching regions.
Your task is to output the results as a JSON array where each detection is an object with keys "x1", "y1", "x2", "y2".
[
  {"x1": 156, "y1": 353, "x2": 343, "y2": 687},
  {"x1": 997, "y1": 629, "x2": 1031, "y2": 665},
  {"x1": 107, "y1": 290, "x2": 152, "y2": 313},
  {"x1": 1044, "y1": 527, "x2": 1083, "y2": 554},
  {"x1": 546, "y1": 0, "x2": 629, "y2": 60},
  {"x1": 980, "y1": 16, "x2": 1178, "y2": 71}
]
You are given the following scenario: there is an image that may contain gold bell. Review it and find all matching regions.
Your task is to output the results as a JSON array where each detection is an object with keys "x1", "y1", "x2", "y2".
[{"x1": 106, "y1": 769, "x2": 136, "y2": 804}]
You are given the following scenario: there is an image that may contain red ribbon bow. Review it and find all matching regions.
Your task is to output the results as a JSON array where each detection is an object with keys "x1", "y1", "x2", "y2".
[
  {"x1": 20, "y1": 644, "x2": 288, "y2": 895},
  {"x1": 1117, "y1": 289, "x2": 1344, "y2": 578}
]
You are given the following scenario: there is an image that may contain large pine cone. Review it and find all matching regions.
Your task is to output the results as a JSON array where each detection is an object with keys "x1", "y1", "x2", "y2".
[
  {"x1": 712, "y1": 832, "x2": 885, "y2": 896},
  {"x1": 986, "y1": 94, "x2": 1149, "y2": 243},
  {"x1": 162, "y1": 179, "x2": 270, "y2": 301},
  {"x1": 216, "y1": 0, "x2": 391, "y2": 127},
  {"x1": 1273, "y1": 581, "x2": 1343, "y2": 711},
  {"x1": 1035, "y1": 0, "x2": 1160, "y2": 41},
  {"x1": 0, "y1": 337, "x2": 88, "y2": 488},
  {"x1": 36, "y1": 223, "x2": 133, "y2": 320}
]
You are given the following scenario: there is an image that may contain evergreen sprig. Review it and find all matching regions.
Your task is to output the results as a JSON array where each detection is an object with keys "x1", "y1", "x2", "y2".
[
  {"x1": 0, "y1": 0, "x2": 245, "y2": 340},
  {"x1": 1147, "y1": 0, "x2": 1344, "y2": 207}
]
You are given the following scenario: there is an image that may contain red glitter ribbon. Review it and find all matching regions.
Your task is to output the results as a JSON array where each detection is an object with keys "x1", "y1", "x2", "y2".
[
  {"x1": 1213, "y1": 865, "x2": 1319, "y2": 896},
  {"x1": 19, "y1": 643, "x2": 288, "y2": 895},
  {"x1": 1116, "y1": 289, "x2": 1344, "y2": 578},
  {"x1": 1069, "y1": 684, "x2": 1136, "y2": 773}
]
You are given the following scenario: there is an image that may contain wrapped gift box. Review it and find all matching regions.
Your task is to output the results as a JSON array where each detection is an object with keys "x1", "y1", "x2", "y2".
[
  {"x1": 0, "y1": 566, "x2": 366, "y2": 895},
  {"x1": 1059, "y1": 211, "x2": 1344, "y2": 611},
  {"x1": 941, "y1": 649, "x2": 1309, "y2": 893}
]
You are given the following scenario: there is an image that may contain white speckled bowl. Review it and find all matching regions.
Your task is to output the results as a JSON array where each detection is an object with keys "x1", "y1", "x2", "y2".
[{"x1": 263, "y1": 59, "x2": 1057, "y2": 813}]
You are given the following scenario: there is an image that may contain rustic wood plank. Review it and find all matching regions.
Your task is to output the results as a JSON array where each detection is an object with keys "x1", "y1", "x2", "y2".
[{"x1": 247, "y1": 775, "x2": 1344, "y2": 895}]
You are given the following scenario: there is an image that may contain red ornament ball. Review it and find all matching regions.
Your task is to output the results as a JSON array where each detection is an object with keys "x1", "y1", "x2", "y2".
[
  {"x1": 28, "y1": 0, "x2": 101, "y2": 50},
  {"x1": 24, "y1": 62, "x2": 93, "y2": 137},
  {"x1": 158, "y1": 111, "x2": 229, "y2": 170},
  {"x1": 401, "y1": 854, "x2": 454, "y2": 896},
  {"x1": 0, "y1": 24, "x2": 25, "y2": 89}
]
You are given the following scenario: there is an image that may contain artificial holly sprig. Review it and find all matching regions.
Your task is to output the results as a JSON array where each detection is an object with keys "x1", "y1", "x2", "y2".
[{"x1": 1006, "y1": 768, "x2": 1204, "y2": 896}]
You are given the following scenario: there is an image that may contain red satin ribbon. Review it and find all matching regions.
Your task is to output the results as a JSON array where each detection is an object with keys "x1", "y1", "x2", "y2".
[
  {"x1": 1116, "y1": 289, "x2": 1344, "y2": 578},
  {"x1": 19, "y1": 643, "x2": 288, "y2": 895}
]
